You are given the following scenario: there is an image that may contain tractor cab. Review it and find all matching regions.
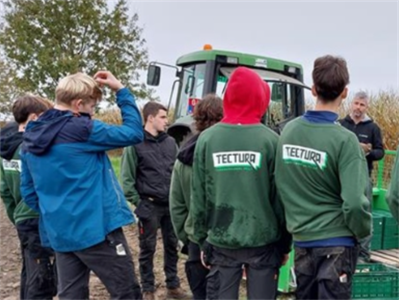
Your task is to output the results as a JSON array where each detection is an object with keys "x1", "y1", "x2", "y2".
[{"x1": 147, "y1": 45, "x2": 310, "y2": 145}]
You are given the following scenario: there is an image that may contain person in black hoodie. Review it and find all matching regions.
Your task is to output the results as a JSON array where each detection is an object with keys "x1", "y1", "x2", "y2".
[
  {"x1": 0, "y1": 95, "x2": 56, "y2": 300},
  {"x1": 339, "y1": 91, "x2": 384, "y2": 175},
  {"x1": 339, "y1": 91, "x2": 384, "y2": 262},
  {"x1": 169, "y1": 94, "x2": 223, "y2": 300},
  {"x1": 121, "y1": 101, "x2": 189, "y2": 300}
]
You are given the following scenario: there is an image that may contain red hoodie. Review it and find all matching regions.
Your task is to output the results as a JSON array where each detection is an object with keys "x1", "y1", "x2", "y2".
[{"x1": 222, "y1": 67, "x2": 270, "y2": 125}]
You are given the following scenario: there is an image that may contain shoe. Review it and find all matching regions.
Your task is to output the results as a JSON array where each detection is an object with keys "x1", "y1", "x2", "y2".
[
  {"x1": 166, "y1": 287, "x2": 191, "y2": 299},
  {"x1": 143, "y1": 291, "x2": 156, "y2": 300}
]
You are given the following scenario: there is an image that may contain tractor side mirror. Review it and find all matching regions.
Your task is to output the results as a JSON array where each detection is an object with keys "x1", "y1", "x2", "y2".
[{"x1": 147, "y1": 65, "x2": 161, "y2": 86}]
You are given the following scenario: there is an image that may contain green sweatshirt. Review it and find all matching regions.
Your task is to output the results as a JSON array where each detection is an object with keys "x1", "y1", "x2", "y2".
[
  {"x1": 275, "y1": 118, "x2": 371, "y2": 241},
  {"x1": 120, "y1": 146, "x2": 140, "y2": 206},
  {"x1": 386, "y1": 146, "x2": 399, "y2": 223},
  {"x1": 0, "y1": 144, "x2": 39, "y2": 225},
  {"x1": 191, "y1": 123, "x2": 291, "y2": 251},
  {"x1": 169, "y1": 160, "x2": 193, "y2": 244}
]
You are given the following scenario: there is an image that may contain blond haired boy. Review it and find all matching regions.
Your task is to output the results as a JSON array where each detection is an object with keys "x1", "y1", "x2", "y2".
[{"x1": 21, "y1": 71, "x2": 144, "y2": 300}]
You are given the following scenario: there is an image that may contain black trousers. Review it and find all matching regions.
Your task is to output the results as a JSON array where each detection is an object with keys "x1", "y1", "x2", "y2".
[
  {"x1": 185, "y1": 242, "x2": 209, "y2": 300},
  {"x1": 294, "y1": 246, "x2": 359, "y2": 300},
  {"x1": 55, "y1": 228, "x2": 141, "y2": 300},
  {"x1": 206, "y1": 244, "x2": 282, "y2": 300},
  {"x1": 137, "y1": 202, "x2": 180, "y2": 292},
  {"x1": 16, "y1": 218, "x2": 56, "y2": 300}
]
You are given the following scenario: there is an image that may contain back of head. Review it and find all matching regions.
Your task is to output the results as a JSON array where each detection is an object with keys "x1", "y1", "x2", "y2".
[
  {"x1": 193, "y1": 94, "x2": 223, "y2": 132},
  {"x1": 12, "y1": 94, "x2": 52, "y2": 125},
  {"x1": 312, "y1": 55, "x2": 350, "y2": 102},
  {"x1": 222, "y1": 67, "x2": 270, "y2": 125},
  {"x1": 56, "y1": 72, "x2": 102, "y2": 106}
]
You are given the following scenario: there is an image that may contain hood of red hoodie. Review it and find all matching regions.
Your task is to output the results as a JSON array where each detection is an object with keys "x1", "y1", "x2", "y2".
[{"x1": 222, "y1": 67, "x2": 270, "y2": 125}]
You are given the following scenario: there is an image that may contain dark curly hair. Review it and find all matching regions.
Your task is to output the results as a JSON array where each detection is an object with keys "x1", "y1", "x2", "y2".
[{"x1": 193, "y1": 94, "x2": 223, "y2": 132}]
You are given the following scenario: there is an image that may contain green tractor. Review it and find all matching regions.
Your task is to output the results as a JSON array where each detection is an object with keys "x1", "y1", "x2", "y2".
[{"x1": 147, "y1": 44, "x2": 310, "y2": 144}]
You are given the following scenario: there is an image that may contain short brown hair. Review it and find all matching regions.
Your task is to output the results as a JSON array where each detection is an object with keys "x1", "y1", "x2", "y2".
[
  {"x1": 312, "y1": 55, "x2": 350, "y2": 102},
  {"x1": 12, "y1": 94, "x2": 50, "y2": 124},
  {"x1": 36, "y1": 96, "x2": 54, "y2": 110},
  {"x1": 143, "y1": 102, "x2": 167, "y2": 123},
  {"x1": 56, "y1": 72, "x2": 102, "y2": 106},
  {"x1": 193, "y1": 94, "x2": 223, "y2": 132}
]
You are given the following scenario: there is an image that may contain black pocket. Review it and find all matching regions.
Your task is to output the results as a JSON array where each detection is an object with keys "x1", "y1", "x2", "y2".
[{"x1": 134, "y1": 200, "x2": 154, "y2": 220}]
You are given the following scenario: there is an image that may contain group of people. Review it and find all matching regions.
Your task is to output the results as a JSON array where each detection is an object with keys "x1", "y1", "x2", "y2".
[{"x1": 0, "y1": 54, "x2": 398, "y2": 300}]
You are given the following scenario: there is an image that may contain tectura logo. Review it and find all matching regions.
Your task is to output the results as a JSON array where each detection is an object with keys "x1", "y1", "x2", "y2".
[
  {"x1": 282, "y1": 144, "x2": 327, "y2": 170},
  {"x1": 212, "y1": 151, "x2": 262, "y2": 171},
  {"x1": 2, "y1": 159, "x2": 22, "y2": 172}
]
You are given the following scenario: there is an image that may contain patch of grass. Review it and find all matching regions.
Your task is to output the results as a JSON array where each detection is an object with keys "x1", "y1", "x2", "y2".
[{"x1": 109, "y1": 155, "x2": 121, "y2": 182}]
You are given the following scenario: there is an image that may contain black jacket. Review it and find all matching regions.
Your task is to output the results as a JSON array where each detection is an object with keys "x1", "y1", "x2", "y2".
[
  {"x1": 339, "y1": 115, "x2": 384, "y2": 174},
  {"x1": 0, "y1": 123, "x2": 22, "y2": 161},
  {"x1": 122, "y1": 130, "x2": 177, "y2": 205}
]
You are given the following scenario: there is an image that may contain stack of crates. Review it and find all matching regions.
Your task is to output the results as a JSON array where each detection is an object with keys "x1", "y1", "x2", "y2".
[
  {"x1": 371, "y1": 212, "x2": 384, "y2": 250},
  {"x1": 371, "y1": 210, "x2": 399, "y2": 250},
  {"x1": 352, "y1": 263, "x2": 399, "y2": 299}
]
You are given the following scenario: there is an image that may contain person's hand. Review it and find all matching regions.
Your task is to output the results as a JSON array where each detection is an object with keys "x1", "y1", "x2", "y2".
[
  {"x1": 94, "y1": 70, "x2": 124, "y2": 92},
  {"x1": 200, "y1": 251, "x2": 211, "y2": 269},
  {"x1": 360, "y1": 143, "x2": 372, "y2": 154},
  {"x1": 281, "y1": 253, "x2": 289, "y2": 266}
]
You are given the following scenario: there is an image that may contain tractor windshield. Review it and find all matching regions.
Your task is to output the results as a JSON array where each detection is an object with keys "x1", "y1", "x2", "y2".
[{"x1": 175, "y1": 63, "x2": 309, "y2": 126}]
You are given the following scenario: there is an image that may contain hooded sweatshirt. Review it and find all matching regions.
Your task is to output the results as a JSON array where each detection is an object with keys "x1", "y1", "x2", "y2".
[
  {"x1": 0, "y1": 130, "x2": 39, "y2": 224},
  {"x1": 190, "y1": 67, "x2": 292, "y2": 252},
  {"x1": 169, "y1": 134, "x2": 199, "y2": 244},
  {"x1": 339, "y1": 115, "x2": 384, "y2": 175},
  {"x1": 275, "y1": 114, "x2": 371, "y2": 242},
  {"x1": 20, "y1": 88, "x2": 143, "y2": 252}
]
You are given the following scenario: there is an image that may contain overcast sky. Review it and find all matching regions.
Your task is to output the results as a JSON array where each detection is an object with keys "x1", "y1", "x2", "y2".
[{"x1": 126, "y1": 0, "x2": 398, "y2": 104}]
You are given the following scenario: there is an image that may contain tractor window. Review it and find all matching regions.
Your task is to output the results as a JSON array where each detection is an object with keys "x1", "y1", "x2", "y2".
[
  {"x1": 177, "y1": 63, "x2": 206, "y2": 118},
  {"x1": 267, "y1": 81, "x2": 296, "y2": 127},
  {"x1": 215, "y1": 75, "x2": 228, "y2": 98}
]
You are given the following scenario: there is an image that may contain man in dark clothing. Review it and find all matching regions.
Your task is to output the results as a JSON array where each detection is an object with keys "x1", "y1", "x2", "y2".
[
  {"x1": 121, "y1": 102, "x2": 189, "y2": 300},
  {"x1": 170, "y1": 94, "x2": 224, "y2": 300},
  {"x1": 1, "y1": 95, "x2": 56, "y2": 300},
  {"x1": 339, "y1": 91, "x2": 384, "y2": 262},
  {"x1": 339, "y1": 91, "x2": 384, "y2": 176}
]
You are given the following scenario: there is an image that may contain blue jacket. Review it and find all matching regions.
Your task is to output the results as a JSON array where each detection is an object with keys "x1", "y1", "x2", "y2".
[{"x1": 20, "y1": 88, "x2": 143, "y2": 252}]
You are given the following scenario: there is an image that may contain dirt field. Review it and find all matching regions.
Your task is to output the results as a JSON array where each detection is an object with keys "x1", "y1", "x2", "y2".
[
  {"x1": 0, "y1": 203, "x2": 295, "y2": 300},
  {"x1": 0, "y1": 203, "x2": 190, "y2": 300}
]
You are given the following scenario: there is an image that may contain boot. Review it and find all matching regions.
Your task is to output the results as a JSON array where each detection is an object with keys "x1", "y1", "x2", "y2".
[
  {"x1": 166, "y1": 287, "x2": 191, "y2": 299},
  {"x1": 143, "y1": 291, "x2": 156, "y2": 300}
]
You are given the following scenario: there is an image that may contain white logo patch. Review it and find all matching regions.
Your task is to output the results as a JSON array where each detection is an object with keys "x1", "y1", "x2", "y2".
[
  {"x1": 2, "y1": 159, "x2": 21, "y2": 172},
  {"x1": 213, "y1": 151, "x2": 262, "y2": 170},
  {"x1": 282, "y1": 144, "x2": 327, "y2": 170}
]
